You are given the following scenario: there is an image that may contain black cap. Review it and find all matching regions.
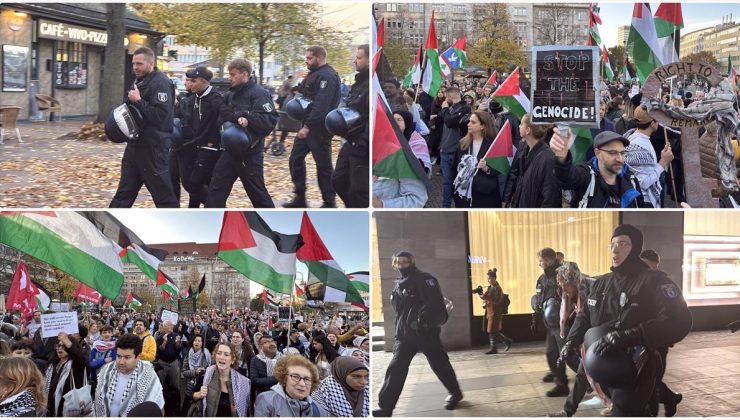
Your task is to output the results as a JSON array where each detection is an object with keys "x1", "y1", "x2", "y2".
[
  {"x1": 593, "y1": 131, "x2": 630, "y2": 148},
  {"x1": 186, "y1": 66, "x2": 213, "y2": 81}
]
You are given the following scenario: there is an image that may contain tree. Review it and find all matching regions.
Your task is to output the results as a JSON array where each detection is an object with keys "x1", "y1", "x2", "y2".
[
  {"x1": 97, "y1": 4, "x2": 126, "y2": 123},
  {"x1": 250, "y1": 294, "x2": 265, "y2": 312},
  {"x1": 608, "y1": 45, "x2": 625, "y2": 72},
  {"x1": 532, "y1": 5, "x2": 586, "y2": 46},
  {"x1": 682, "y1": 51, "x2": 720, "y2": 69},
  {"x1": 467, "y1": 5, "x2": 526, "y2": 73},
  {"x1": 383, "y1": 40, "x2": 413, "y2": 80},
  {"x1": 196, "y1": 291, "x2": 209, "y2": 310}
]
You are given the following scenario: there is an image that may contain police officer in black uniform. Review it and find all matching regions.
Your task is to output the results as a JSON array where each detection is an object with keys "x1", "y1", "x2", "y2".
[
  {"x1": 331, "y1": 44, "x2": 369, "y2": 208},
  {"x1": 532, "y1": 247, "x2": 569, "y2": 397},
  {"x1": 284, "y1": 45, "x2": 341, "y2": 208},
  {"x1": 110, "y1": 47, "x2": 179, "y2": 208},
  {"x1": 373, "y1": 251, "x2": 463, "y2": 417},
  {"x1": 171, "y1": 76, "x2": 195, "y2": 203},
  {"x1": 559, "y1": 224, "x2": 692, "y2": 417},
  {"x1": 205, "y1": 59, "x2": 278, "y2": 208}
]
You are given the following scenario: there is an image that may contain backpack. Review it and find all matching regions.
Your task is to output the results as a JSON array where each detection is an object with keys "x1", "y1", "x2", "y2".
[{"x1": 501, "y1": 294, "x2": 511, "y2": 315}]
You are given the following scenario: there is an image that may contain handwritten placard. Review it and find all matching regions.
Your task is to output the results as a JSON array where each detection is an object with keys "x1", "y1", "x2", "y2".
[
  {"x1": 160, "y1": 308, "x2": 179, "y2": 325},
  {"x1": 531, "y1": 46, "x2": 600, "y2": 126},
  {"x1": 41, "y1": 312, "x2": 79, "y2": 338}
]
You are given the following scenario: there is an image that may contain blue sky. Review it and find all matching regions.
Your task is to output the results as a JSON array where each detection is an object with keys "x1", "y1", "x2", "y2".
[
  {"x1": 600, "y1": 3, "x2": 740, "y2": 47},
  {"x1": 107, "y1": 210, "x2": 369, "y2": 291}
]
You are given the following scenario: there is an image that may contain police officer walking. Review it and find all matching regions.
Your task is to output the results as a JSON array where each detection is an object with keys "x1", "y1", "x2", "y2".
[
  {"x1": 284, "y1": 45, "x2": 341, "y2": 208},
  {"x1": 559, "y1": 224, "x2": 692, "y2": 416},
  {"x1": 205, "y1": 59, "x2": 278, "y2": 208},
  {"x1": 532, "y1": 247, "x2": 569, "y2": 397},
  {"x1": 110, "y1": 47, "x2": 179, "y2": 208},
  {"x1": 373, "y1": 251, "x2": 464, "y2": 417},
  {"x1": 171, "y1": 76, "x2": 195, "y2": 203},
  {"x1": 331, "y1": 44, "x2": 369, "y2": 208}
]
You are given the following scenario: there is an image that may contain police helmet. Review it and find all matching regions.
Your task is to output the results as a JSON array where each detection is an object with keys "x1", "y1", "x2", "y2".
[
  {"x1": 285, "y1": 96, "x2": 313, "y2": 121},
  {"x1": 583, "y1": 325, "x2": 638, "y2": 388},
  {"x1": 105, "y1": 103, "x2": 143, "y2": 143},
  {"x1": 324, "y1": 107, "x2": 361, "y2": 137},
  {"x1": 530, "y1": 294, "x2": 539, "y2": 311},
  {"x1": 221, "y1": 122, "x2": 252, "y2": 159},
  {"x1": 542, "y1": 297, "x2": 561, "y2": 329}
]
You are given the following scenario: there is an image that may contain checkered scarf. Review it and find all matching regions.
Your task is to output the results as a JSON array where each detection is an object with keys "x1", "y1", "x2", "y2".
[
  {"x1": 94, "y1": 360, "x2": 157, "y2": 417},
  {"x1": 43, "y1": 359, "x2": 72, "y2": 416},
  {"x1": 311, "y1": 375, "x2": 369, "y2": 417},
  {"x1": 201, "y1": 365, "x2": 250, "y2": 417},
  {"x1": 0, "y1": 389, "x2": 38, "y2": 417},
  {"x1": 256, "y1": 351, "x2": 282, "y2": 376}
]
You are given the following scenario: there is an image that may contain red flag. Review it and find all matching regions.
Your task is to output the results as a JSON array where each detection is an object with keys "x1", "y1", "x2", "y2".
[
  {"x1": 295, "y1": 283, "x2": 305, "y2": 297},
  {"x1": 377, "y1": 18, "x2": 385, "y2": 49},
  {"x1": 74, "y1": 283, "x2": 102, "y2": 304},
  {"x1": 103, "y1": 299, "x2": 112, "y2": 308},
  {"x1": 485, "y1": 70, "x2": 498, "y2": 86},
  {"x1": 5, "y1": 261, "x2": 38, "y2": 320}
]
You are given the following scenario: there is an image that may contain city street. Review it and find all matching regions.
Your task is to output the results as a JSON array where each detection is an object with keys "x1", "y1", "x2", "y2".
[{"x1": 0, "y1": 120, "x2": 343, "y2": 208}]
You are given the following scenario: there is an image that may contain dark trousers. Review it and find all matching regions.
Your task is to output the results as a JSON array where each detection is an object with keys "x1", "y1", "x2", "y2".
[
  {"x1": 169, "y1": 149, "x2": 181, "y2": 202},
  {"x1": 377, "y1": 333, "x2": 461, "y2": 413},
  {"x1": 657, "y1": 347, "x2": 677, "y2": 405},
  {"x1": 546, "y1": 330, "x2": 567, "y2": 385},
  {"x1": 564, "y1": 364, "x2": 591, "y2": 415},
  {"x1": 206, "y1": 150, "x2": 275, "y2": 208},
  {"x1": 332, "y1": 142, "x2": 368, "y2": 208},
  {"x1": 110, "y1": 144, "x2": 179, "y2": 208},
  {"x1": 289, "y1": 130, "x2": 335, "y2": 202},
  {"x1": 177, "y1": 146, "x2": 198, "y2": 203},
  {"x1": 186, "y1": 148, "x2": 220, "y2": 208},
  {"x1": 608, "y1": 349, "x2": 661, "y2": 416}
]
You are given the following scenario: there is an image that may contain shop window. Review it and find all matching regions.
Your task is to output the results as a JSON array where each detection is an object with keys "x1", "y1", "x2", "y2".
[{"x1": 54, "y1": 41, "x2": 87, "y2": 88}]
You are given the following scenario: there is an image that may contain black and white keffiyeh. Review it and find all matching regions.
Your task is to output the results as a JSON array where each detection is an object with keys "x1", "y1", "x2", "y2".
[
  {"x1": 43, "y1": 359, "x2": 72, "y2": 416},
  {"x1": 256, "y1": 352, "x2": 282, "y2": 376},
  {"x1": 312, "y1": 375, "x2": 369, "y2": 417},
  {"x1": 94, "y1": 360, "x2": 158, "y2": 417},
  {"x1": 0, "y1": 389, "x2": 38, "y2": 417}
]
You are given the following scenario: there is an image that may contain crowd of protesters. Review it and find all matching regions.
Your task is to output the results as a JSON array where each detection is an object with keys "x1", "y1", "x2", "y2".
[
  {"x1": 374, "y1": 74, "x2": 740, "y2": 208},
  {"x1": 0, "y1": 306, "x2": 370, "y2": 417}
]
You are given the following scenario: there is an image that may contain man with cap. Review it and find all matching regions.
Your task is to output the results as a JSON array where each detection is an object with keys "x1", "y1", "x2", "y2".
[
  {"x1": 551, "y1": 129, "x2": 648, "y2": 207},
  {"x1": 205, "y1": 58, "x2": 278, "y2": 208},
  {"x1": 558, "y1": 224, "x2": 692, "y2": 416},
  {"x1": 284, "y1": 45, "x2": 341, "y2": 208},
  {"x1": 110, "y1": 47, "x2": 179, "y2": 208},
  {"x1": 180, "y1": 65, "x2": 228, "y2": 207},
  {"x1": 624, "y1": 106, "x2": 674, "y2": 208},
  {"x1": 373, "y1": 251, "x2": 463, "y2": 416},
  {"x1": 331, "y1": 44, "x2": 369, "y2": 208}
]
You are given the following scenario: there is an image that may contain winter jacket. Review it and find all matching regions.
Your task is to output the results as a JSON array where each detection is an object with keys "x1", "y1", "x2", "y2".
[
  {"x1": 127, "y1": 69, "x2": 175, "y2": 149},
  {"x1": 254, "y1": 383, "x2": 329, "y2": 417},
  {"x1": 391, "y1": 267, "x2": 448, "y2": 340},
  {"x1": 503, "y1": 139, "x2": 562, "y2": 207},
  {"x1": 439, "y1": 102, "x2": 471, "y2": 153},
  {"x1": 249, "y1": 356, "x2": 278, "y2": 396},
  {"x1": 453, "y1": 136, "x2": 502, "y2": 208},
  {"x1": 299, "y1": 64, "x2": 341, "y2": 134},
  {"x1": 344, "y1": 69, "x2": 369, "y2": 155},
  {"x1": 220, "y1": 79, "x2": 279, "y2": 150}
]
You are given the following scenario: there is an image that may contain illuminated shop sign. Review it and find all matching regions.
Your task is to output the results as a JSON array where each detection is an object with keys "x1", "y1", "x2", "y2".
[{"x1": 38, "y1": 20, "x2": 107, "y2": 46}]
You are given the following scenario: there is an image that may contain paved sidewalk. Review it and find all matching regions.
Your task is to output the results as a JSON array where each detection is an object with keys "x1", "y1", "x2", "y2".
[
  {"x1": 0, "y1": 120, "x2": 342, "y2": 208},
  {"x1": 372, "y1": 330, "x2": 740, "y2": 417}
]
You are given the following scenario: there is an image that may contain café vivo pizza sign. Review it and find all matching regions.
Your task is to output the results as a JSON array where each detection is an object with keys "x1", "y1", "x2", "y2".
[{"x1": 531, "y1": 46, "x2": 600, "y2": 126}]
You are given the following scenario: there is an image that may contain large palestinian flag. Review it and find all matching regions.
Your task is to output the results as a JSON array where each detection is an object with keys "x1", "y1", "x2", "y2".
[
  {"x1": 626, "y1": 3, "x2": 664, "y2": 83},
  {"x1": 119, "y1": 243, "x2": 178, "y2": 299},
  {"x1": 492, "y1": 67, "x2": 530, "y2": 120}
]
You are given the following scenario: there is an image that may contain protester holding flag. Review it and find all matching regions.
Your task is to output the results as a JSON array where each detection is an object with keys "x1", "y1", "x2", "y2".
[
  {"x1": 503, "y1": 114, "x2": 562, "y2": 208},
  {"x1": 453, "y1": 111, "x2": 504, "y2": 208}
]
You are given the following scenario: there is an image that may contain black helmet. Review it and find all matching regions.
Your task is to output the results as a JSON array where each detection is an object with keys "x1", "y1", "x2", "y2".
[
  {"x1": 530, "y1": 294, "x2": 539, "y2": 311},
  {"x1": 583, "y1": 325, "x2": 638, "y2": 388},
  {"x1": 285, "y1": 96, "x2": 313, "y2": 121},
  {"x1": 324, "y1": 107, "x2": 361, "y2": 137},
  {"x1": 221, "y1": 122, "x2": 252, "y2": 159},
  {"x1": 105, "y1": 103, "x2": 143, "y2": 143},
  {"x1": 542, "y1": 297, "x2": 560, "y2": 329}
]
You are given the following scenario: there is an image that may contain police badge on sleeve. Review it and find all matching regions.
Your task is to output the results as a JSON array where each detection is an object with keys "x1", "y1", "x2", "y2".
[
  {"x1": 320, "y1": 80, "x2": 327, "y2": 89},
  {"x1": 262, "y1": 103, "x2": 273, "y2": 112},
  {"x1": 660, "y1": 284, "x2": 679, "y2": 299},
  {"x1": 158, "y1": 92, "x2": 168, "y2": 102}
]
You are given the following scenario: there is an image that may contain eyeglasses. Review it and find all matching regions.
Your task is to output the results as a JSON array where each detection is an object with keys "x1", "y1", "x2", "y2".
[
  {"x1": 287, "y1": 374, "x2": 313, "y2": 385},
  {"x1": 597, "y1": 148, "x2": 629, "y2": 158},
  {"x1": 609, "y1": 241, "x2": 632, "y2": 250}
]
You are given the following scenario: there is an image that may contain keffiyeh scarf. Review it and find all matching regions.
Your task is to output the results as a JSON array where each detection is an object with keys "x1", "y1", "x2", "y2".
[
  {"x1": 94, "y1": 360, "x2": 158, "y2": 417},
  {"x1": 0, "y1": 389, "x2": 37, "y2": 417},
  {"x1": 256, "y1": 351, "x2": 282, "y2": 376},
  {"x1": 43, "y1": 359, "x2": 72, "y2": 416}
]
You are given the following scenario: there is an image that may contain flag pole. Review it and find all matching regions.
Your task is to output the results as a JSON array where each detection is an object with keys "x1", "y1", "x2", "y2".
[{"x1": 414, "y1": 46, "x2": 428, "y2": 104}]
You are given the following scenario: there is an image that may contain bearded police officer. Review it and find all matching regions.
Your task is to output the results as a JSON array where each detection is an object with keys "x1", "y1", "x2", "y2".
[
  {"x1": 284, "y1": 45, "x2": 341, "y2": 208},
  {"x1": 374, "y1": 251, "x2": 463, "y2": 417},
  {"x1": 205, "y1": 59, "x2": 277, "y2": 208},
  {"x1": 559, "y1": 224, "x2": 692, "y2": 416},
  {"x1": 110, "y1": 47, "x2": 179, "y2": 208},
  {"x1": 331, "y1": 44, "x2": 369, "y2": 208},
  {"x1": 532, "y1": 247, "x2": 569, "y2": 397}
]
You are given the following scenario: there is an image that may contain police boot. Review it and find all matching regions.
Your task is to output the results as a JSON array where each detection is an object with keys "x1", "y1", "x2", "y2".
[
  {"x1": 542, "y1": 372, "x2": 555, "y2": 383},
  {"x1": 664, "y1": 393, "x2": 682, "y2": 417},
  {"x1": 283, "y1": 195, "x2": 308, "y2": 208},
  {"x1": 485, "y1": 338, "x2": 498, "y2": 354},
  {"x1": 546, "y1": 381, "x2": 569, "y2": 397},
  {"x1": 372, "y1": 409, "x2": 392, "y2": 417},
  {"x1": 320, "y1": 199, "x2": 336, "y2": 208},
  {"x1": 548, "y1": 409, "x2": 572, "y2": 417},
  {"x1": 444, "y1": 391, "x2": 463, "y2": 410}
]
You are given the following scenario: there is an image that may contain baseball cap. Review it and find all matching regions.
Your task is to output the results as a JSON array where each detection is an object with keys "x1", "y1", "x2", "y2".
[
  {"x1": 593, "y1": 131, "x2": 630, "y2": 148},
  {"x1": 185, "y1": 66, "x2": 213, "y2": 81},
  {"x1": 633, "y1": 105, "x2": 654, "y2": 124}
]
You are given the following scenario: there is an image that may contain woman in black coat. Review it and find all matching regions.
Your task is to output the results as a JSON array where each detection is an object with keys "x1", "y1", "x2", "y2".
[
  {"x1": 43, "y1": 333, "x2": 89, "y2": 417},
  {"x1": 453, "y1": 110, "x2": 503, "y2": 208}
]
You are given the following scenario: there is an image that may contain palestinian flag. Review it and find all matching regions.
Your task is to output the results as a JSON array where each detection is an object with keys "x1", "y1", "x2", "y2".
[
  {"x1": 347, "y1": 271, "x2": 370, "y2": 310},
  {"x1": 485, "y1": 70, "x2": 498, "y2": 87},
  {"x1": 602, "y1": 45, "x2": 615, "y2": 81},
  {"x1": 588, "y1": 3, "x2": 602, "y2": 45},
  {"x1": 420, "y1": 11, "x2": 442, "y2": 97},
  {"x1": 0, "y1": 211, "x2": 125, "y2": 300},
  {"x1": 441, "y1": 36, "x2": 467, "y2": 70},
  {"x1": 119, "y1": 243, "x2": 178, "y2": 297},
  {"x1": 492, "y1": 67, "x2": 530, "y2": 120},
  {"x1": 74, "y1": 283, "x2": 102, "y2": 305},
  {"x1": 626, "y1": 3, "x2": 664, "y2": 83},
  {"x1": 572, "y1": 127, "x2": 595, "y2": 164},
  {"x1": 439, "y1": 54, "x2": 452, "y2": 78},
  {"x1": 654, "y1": 3, "x2": 683, "y2": 64},
  {"x1": 262, "y1": 289, "x2": 280, "y2": 307},
  {"x1": 156, "y1": 271, "x2": 178, "y2": 301},
  {"x1": 297, "y1": 212, "x2": 364, "y2": 307},
  {"x1": 623, "y1": 57, "x2": 636, "y2": 83},
  {"x1": 217, "y1": 212, "x2": 303, "y2": 295},
  {"x1": 295, "y1": 283, "x2": 306, "y2": 297},
  {"x1": 125, "y1": 293, "x2": 143, "y2": 308},
  {"x1": 482, "y1": 119, "x2": 515, "y2": 175},
  {"x1": 402, "y1": 44, "x2": 423, "y2": 89},
  {"x1": 103, "y1": 299, "x2": 112, "y2": 308},
  {"x1": 78, "y1": 211, "x2": 167, "y2": 260},
  {"x1": 589, "y1": 21, "x2": 602, "y2": 46}
]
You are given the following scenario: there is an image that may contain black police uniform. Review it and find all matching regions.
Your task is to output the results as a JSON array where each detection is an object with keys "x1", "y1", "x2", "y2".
[
  {"x1": 289, "y1": 63, "x2": 341, "y2": 204},
  {"x1": 206, "y1": 79, "x2": 278, "y2": 208},
  {"x1": 172, "y1": 92, "x2": 196, "y2": 204},
  {"x1": 110, "y1": 69, "x2": 179, "y2": 208},
  {"x1": 565, "y1": 255, "x2": 691, "y2": 415},
  {"x1": 376, "y1": 266, "x2": 462, "y2": 414},
  {"x1": 331, "y1": 69, "x2": 369, "y2": 208},
  {"x1": 533, "y1": 266, "x2": 567, "y2": 387}
]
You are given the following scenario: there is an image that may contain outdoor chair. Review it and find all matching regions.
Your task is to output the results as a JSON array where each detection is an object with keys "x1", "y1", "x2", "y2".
[
  {"x1": 35, "y1": 94, "x2": 62, "y2": 121},
  {"x1": 0, "y1": 106, "x2": 23, "y2": 144}
]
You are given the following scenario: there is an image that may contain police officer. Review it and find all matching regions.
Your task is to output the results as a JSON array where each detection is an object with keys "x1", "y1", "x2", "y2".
[
  {"x1": 284, "y1": 45, "x2": 341, "y2": 208},
  {"x1": 110, "y1": 47, "x2": 179, "y2": 208},
  {"x1": 373, "y1": 251, "x2": 463, "y2": 417},
  {"x1": 205, "y1": 59, "x2": 277, "y2": 208},
  {"x1": 532, "y1": 247, "x2": 569, "y2": 397},
  {"x1": 172, "y1": 76, "x2": 195, "y2": 204},
  {"x1": 180, "y1": 66, "x2": 228, "y2": 208},
  {"x1": 559, "y1": 224, "x2": 692, "y2": 416},
  {"x1": 331, "y1": 44, "x2": 369, "y2": 208}
]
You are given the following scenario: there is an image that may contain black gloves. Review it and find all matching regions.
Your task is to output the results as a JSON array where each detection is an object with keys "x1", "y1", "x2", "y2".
[
  {"x1": 557, "y1": 340, "x2": 577, "y2": 367},
  {"x1": 728, "y1": 320, "x2": 740, "y2": 333},
  {"x1": 593, "y1": 327, "x2": 643, "y2": 356},
  {"x1": 530, "y1": 311, "x2": 542, "y2": 335}
]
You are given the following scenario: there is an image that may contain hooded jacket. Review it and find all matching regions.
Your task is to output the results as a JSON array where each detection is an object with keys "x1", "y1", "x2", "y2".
[
  {"x1": 554, "y1": 154, "x2": 647, "y2": 208},
  {"x1": 253, "y1": 383, "x2": 329, "y2": 417}
]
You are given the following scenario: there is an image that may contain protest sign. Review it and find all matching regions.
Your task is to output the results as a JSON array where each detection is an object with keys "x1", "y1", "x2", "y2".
[
  {"x1": 160, "y1": 308, "x2": 179, "y2": 325},
  {"x1": 278, "y1": 306, "x2": 291, "y2": 322},
  {"x1": 41, "y1": 311, "x2": 79, "y2": 338}
]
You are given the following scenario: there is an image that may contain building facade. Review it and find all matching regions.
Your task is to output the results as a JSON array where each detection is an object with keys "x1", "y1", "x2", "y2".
[
  {"x1": 617, "y1": 25, "x2": 630, "y2": 47},
  {"x1": 680, "y1": 21, "x2": 740, "y2": 74}
]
